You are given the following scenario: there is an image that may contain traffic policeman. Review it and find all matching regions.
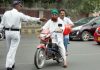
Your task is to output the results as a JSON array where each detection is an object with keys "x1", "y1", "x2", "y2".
[{"x1": 0, "y1": 0, "x2": 46, "y2": 70}]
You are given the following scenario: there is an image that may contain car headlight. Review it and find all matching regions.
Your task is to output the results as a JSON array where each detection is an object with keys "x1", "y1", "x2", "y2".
[
  {"x1": 76, "y1": 31, "x2": 80, "y2": 35},
  {"x1": 70, "y1": 30, "x2": 80, "y2": 36}
]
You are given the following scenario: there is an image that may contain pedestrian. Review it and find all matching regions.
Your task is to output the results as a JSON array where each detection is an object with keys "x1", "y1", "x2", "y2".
[
  {"x1": 59, "y1": 9, "x2": 74, "y2": 55},
  {"x1": 0, "y1": 0, "x2": 46, "y2": 70},
  {"x1": 42, "y1": 9, "x2": 67, "y2": 68}
]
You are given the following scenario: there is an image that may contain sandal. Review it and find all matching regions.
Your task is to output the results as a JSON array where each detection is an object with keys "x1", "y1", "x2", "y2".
[{"x1": 63, "y1": 65, "x2": 68, "y2": 68}]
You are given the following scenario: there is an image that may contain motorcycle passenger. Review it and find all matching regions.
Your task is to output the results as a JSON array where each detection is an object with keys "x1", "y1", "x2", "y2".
[
  {"x1": 59, "y1": 9, "x2": 74, "y2": 55},
  {"x1": 42, "y1": 9, "x2": 67, "y2": 68}
]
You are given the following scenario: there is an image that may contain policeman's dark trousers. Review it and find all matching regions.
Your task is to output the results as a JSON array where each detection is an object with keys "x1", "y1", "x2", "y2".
[{"x1": 5, "y1": 31, "x2": 20, "y2": 68}]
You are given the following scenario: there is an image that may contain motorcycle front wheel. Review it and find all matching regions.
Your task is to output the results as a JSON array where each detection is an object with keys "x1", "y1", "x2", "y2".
[{"x1": 34, "y1": 48, "x2": 46, "y2": 69}]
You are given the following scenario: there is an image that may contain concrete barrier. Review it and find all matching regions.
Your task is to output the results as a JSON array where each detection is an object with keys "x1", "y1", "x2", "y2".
[{"x1": 21, "y1": 22, "x2": 41, "y2": 35}]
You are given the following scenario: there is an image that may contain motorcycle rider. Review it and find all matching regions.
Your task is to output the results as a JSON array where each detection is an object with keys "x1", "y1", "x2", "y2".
[{"x1": 42, "y1": 9, "x2": 67, "y2": 68}]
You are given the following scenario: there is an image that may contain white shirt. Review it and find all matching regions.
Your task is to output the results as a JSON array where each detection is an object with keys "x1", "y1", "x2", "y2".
[
  {"x1": 0, "y1": 8, "x2": 40, "y2": 29},
  {"x1": 42, "y1": 18, "x2": 64, "y2": 32},
  {"x1": 42, "y1": 18, "x2": 64, "y2": 43},
  {"x1": 62, "y1": 17, "x2": 74, "y2": 25},
  {"x1": 59, "y1": 17, "x2": 74, "y2": 38}
]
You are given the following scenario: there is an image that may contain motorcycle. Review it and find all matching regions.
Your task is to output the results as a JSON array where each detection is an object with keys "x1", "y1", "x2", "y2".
[{"x1": 34, "y1": 29, "x2": 63, "y2": 69}]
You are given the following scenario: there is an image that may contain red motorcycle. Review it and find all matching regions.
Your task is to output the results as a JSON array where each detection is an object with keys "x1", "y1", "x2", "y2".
[{"x1": 34, "y1": 29, "x2": 63, "y2": 69}]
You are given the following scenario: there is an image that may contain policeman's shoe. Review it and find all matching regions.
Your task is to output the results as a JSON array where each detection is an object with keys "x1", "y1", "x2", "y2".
[
  {"x1": 7, "y1": 68, "x2": 12, "y2": 70},
  {"x1": 12, "y1": 64, "x2": 15, "y2": 68}
]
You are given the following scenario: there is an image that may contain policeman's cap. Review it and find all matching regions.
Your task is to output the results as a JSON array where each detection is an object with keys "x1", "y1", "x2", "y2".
[{"x1": 12, "y1": 0, "x2": 22, "y2": 6}]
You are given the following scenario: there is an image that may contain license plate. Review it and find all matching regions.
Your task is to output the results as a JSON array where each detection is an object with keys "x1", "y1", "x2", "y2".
[{"x1": 98, "y1": 37, "x2": 100, "y2": 41}]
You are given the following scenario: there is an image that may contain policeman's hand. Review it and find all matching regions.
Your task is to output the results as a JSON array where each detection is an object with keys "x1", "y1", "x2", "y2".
[{"x1": 40, "y1": 18, "x2": 47, "y2": 22}]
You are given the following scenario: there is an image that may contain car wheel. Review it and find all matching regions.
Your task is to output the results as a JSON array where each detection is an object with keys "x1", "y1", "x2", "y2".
[
  {"x1": 81, "y1": 31, "x2": 90, "y2": 41},
  {"x1": 69, "y1": 37, "x2": 73, "y2": 41}
]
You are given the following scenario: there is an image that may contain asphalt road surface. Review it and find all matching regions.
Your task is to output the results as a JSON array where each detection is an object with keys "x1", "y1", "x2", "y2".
[{"x1": 0, "y1": 34, "x2": 100, "y2": 70}]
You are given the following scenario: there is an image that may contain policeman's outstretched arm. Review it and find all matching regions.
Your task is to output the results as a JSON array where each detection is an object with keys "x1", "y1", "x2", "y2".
[{"x1": 20, "y1": 13, "x2": 47, "y2": 23}]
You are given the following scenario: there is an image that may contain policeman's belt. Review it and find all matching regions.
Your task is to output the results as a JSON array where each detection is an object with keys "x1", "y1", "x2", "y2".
[{"x1": 5, "y1": 28, "x2": 20, "y2": 31}]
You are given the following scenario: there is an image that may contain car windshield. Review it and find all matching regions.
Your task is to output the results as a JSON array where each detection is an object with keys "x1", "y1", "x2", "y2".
[
  {"x1": 74, "y1": 17, "x2": 95, "y2": 26},
  {"x1": 87, "y1": 16, "x2": 100, "y2": 24}
]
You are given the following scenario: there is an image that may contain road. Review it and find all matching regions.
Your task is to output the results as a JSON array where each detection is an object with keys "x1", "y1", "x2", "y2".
[{"x1": 0, "y1": 34, "x2": 100, "y2": 70}]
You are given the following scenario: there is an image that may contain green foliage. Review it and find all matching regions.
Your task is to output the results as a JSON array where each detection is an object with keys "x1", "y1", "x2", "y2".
[
  {"x1": 0, "y1": 0, "x2": 3, "y2": 3},
  {"x1": 1, "y1": 0, "x2": 100, "y2": 14},
  {"x1": 34, "y1": 0, "x2": 62, "y2": 3},
  {"x1": 23, "y1": 0, "x2": 35, "y2": 8},
  {"x1": 64, "y1": 0, "x2": 100, "y2": 16},
  {"x1": 80, "y1": 1, "x2": 95, "y2": 13},
  {"x1": 49, "y1": 0, "x2": 56, "y2": 3}
]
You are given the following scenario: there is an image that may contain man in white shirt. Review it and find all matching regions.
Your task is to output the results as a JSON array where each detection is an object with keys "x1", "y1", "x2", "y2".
[
  {"x1": 42, "y1": 9, "x2": 67, "y2": 68},
  {"x1": 0, "y1": 0, "x2": 46, "y2": 70},
  {"x1": 59, "y1": 9, "x2": 74, "y2": 55}
]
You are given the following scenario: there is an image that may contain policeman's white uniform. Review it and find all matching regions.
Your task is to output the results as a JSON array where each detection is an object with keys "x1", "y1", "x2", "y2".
[
  {"x1": 0, "y1": 8, "x2": 40, "y2": 68},
  {"x1": 42, "y1": 18, "x2": 66, "y2": 62}
]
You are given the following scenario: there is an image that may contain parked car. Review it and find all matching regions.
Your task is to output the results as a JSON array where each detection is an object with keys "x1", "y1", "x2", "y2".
[
  {"x1": 94, "y1": 26, "x2": 100, "y2": 44},
  {"x1": 74, "y1": 17, "x2": 95, "y2": 27},
  {"x1": 69, "y1": 16, "x2": 100, "y2": 41},
  {"x1": 0, "y1": 14, "x2": 5, "y2": 40}
]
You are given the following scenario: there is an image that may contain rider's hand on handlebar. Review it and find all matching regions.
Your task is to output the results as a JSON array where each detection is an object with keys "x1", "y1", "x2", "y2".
[{"x1": 55, "y1": 28, "x2": 63, "y2": 33}]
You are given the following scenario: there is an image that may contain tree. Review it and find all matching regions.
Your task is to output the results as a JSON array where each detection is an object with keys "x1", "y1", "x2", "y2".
[
  {"x1": 23, "y1": 0, "x2": 35, "y2": 8},
  {"x1": 62, "y1": 0, "x2": 100, "y2": 17}
]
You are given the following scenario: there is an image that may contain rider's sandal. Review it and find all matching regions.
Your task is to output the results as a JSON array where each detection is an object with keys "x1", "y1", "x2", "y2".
[{"x1": 63, "y1": 65, "x2": 68, "y2": 68}]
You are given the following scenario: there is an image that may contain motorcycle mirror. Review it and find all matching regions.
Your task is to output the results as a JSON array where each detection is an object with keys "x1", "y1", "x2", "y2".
[{"x1": 58, "y1": 24, "x2": 62, "y2": 27}]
